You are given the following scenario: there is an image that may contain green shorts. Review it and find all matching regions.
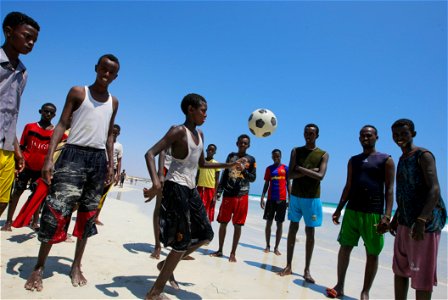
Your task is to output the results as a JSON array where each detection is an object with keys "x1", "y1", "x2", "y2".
[{"x1": 338, "y1": 208, "x2": 384, "y2": 256}]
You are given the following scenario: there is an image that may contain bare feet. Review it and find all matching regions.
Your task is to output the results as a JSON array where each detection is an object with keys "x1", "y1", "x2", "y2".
[
  {"x1": 210, "y1": 251, "x2": 223, "y2": 257},
  {"x1": 274, "y1": 248, "x2": 281, "y2": 256},
  {"x1": 145, "y1": 291, "x2": 170, "y2": 300},
  {"x1": 94, "y1": 219, "x2": 104, "y2": 226},
  {"x1": 150, "y1": 246, "x2": 161, "y2": 259},
  {"x1": 70, "y1": 266, "x2": 87, "y2": 287},
  {"x1": 277, "y1": 266, "x2": 292, "y2": 276},
  {"x1": 229, "y1": 253, "x2": 237, "y2": 262},
  {"x1": 303, "y1": 270, "x2": 315, "y2": 284},
  {"x1": 1, "y1": 221, "x2": 12, "y2": 231},
  {"x1": 360, "y1": 290, "x2": 369, "y2": 300},
  {"x1": 263, "y1": 246, "x2": 270, "y2": 253},
  {"x1": 182, "y1": 255, "x2": 195, "y2": 260},
  {"x1": 30, "y1": 223, "x2": 40, "y2": 232},
  {"x1": 24, "y1": 267, "x2": 44, "y2": 291},
  {"x1": 157, "y1": 261, "x2": 179, "y2": 290}
]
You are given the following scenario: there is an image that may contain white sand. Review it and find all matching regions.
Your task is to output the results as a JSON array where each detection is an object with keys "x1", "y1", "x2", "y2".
[{"x1": 1, "y1": 182, "x2": 447, "y2": 299}]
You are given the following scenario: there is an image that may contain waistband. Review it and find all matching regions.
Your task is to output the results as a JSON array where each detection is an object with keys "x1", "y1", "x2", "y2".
[{"x1": 65, "y1": 143, "x2": 106, "y2": 152}]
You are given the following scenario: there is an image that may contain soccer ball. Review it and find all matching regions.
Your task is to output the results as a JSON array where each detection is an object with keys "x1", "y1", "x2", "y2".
[{"x1": 248, "y1": 108, "x2": 277, "y2": 137}]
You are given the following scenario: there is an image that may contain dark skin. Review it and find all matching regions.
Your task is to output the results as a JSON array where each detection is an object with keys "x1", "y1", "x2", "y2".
[
  {"x1": 278, "y1": 126, "x2": 329, "y2": 284},
  {"x1": 143, "y1": 100, "x2": 242, "y2": 299},
  {"x1": 24, "y1": 57, "x2": 119, "y2": 292},
  {"x1": 329, "y1": 127, "x2": 395, "y2": 300},
  {"x1": 209, "y1": 137, "x2": 252, "y2": 263},
  {"x1": 0, "y1": 105, "x2": 56, "y2": 231},
  {"x1": 0, "y1": 23, "x2": 39, "y2": 200},
  {"x1": 391, "y1": 124, "x2": 440, "y2": 300},
  {"x1": 260, "y1": 150, "x2": 290, "y2": 255}
]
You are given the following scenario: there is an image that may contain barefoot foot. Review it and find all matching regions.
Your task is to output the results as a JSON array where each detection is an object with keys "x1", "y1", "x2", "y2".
[
  {"x1": 70, "y1": 266, "x2": 88, "y2": 287},
  {"x1": 182, "y1": 255, "x2": 195, "y2": 260},
  {"x1": 145, "y1": 290, "x2": 170, "y2": 300},
  {"x1": 1, "y1": 221, "x2": 12, "y2": 231},
  {"x1": 24, "y1": 267, "x2": 44, "y2": 291},
  {"x1": 263, "y1": 246, "x2": 270, "y2": 253},
  {"x1": 303, "y1": 270, "x2": 315, "y2": 284},
  {"x1": 94, "y1": 219, "x2": 104, "y2": 226},
  {"x1": 210, "y1": 251, "x2": 223, "y2": 257},
  {"x1": 229, "y1": 253, "x2": 237, "y2": 262},
  {"x1": 274, "y1": 248, "x2": 281, "y2": 256},
  {"x1": 277, "y1": 266, "x2": 292, "y2": 276}
]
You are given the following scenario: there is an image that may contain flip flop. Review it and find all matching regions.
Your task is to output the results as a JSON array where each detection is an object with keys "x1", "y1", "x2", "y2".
[{"x1": 326, "y1": 287, "x2": 343, "y2": 298}]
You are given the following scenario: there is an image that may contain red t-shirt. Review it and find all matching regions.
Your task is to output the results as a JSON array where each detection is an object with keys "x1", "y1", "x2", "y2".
[{"x1": 20, "y1": 122, "x2": 65, "y2": 171}]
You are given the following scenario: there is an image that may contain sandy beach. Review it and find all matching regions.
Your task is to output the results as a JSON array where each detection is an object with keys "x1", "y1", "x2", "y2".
[{"x1": 1, "y1": 181, "x2": 447, "y2": 299}]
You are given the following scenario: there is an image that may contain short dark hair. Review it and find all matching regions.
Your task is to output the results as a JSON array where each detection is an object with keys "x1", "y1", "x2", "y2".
[
  {"x1": 237, "y1": 134, "x2": 251, "y2": 143},
  {"x1": 114, "y1": 124, "x2": 121, "y2": 131},
  {"x1": 181, "y1": 93, "x2": 206, "y2": 115},
  {"x1": 392, "y1": 118, "x2": 415, "y2": 132},
  {"x1": 2, "y1": 11, "x2": 40, "y2": 31},
  {"x1": 361, "y1": 124, "x2": 378, "y2": 135},
  {"x1": 41, "y1": 102, "x2": 56, "y2": 111},
  {"x1": 208, "y1": 144, "x2": 217, "y2": 151},
  {"x1": 97, "y1": 54, "x2": 120, "y2": 68},
  {"x1": 305, "y1": 123, "x2": 319, "y2": 135},
  {"x1": 272, "y1": 149, "x2": 281, "y2": 155}
]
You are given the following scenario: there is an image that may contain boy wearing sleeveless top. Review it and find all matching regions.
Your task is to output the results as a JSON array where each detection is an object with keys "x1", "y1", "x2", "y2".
[
  {"x1": 326, "y1": 125, "x2": 395, "y2": 299},
  {"x1": 390, "y1": 119, "x2": 446, "y2": 299},
  {"x1": 278, "y1": 123, "x2": 329, "y2": 284},
  {"x1": 143, "y1": 93, "x2": 243, "y2": 299},
  {"x1": 24, "y1": 54, "x2": 120, "y2": 292}
]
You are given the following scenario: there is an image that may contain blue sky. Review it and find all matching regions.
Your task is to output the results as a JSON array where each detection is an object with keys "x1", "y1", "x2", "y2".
[{"x1": 3, "y1": 0, "x2": 446, "y2": 205}]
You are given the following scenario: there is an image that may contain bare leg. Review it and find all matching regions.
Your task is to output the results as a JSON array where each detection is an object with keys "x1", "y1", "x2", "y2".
[
  {"x1": 394, "y1": 275, "x2": 409, "y2": 300},
  {"x1": 415, "y1": 290, "x2": 432, "y2": 300},
  {"x1": 1, "y1": 188, "x2": 24, "y2": 231},
  {"x1": 264, "y1": 219, "x2": 273, "y2": 253},
  {"x1": 25, "y1": 242, "x2": 53, "y2": 291},
  {"x1": 0, "y1": 202, "x2": 8, "y2": 218},
  {"x1": 151, "y1": 195, "x2": 162, "y2": 259},
  {"x1": 229, "y1": 224, "x2": 242, "y2": 262},
  {"x1": 30, "y1": 203, "x2": 42, "y2": 230},
  {"x1": 278, "y1": 221, "x2": 298, "y2": 276},
  {"x1": 210, "y1": 222, "x2": 227, "y2": 257},
  {"x1": 360, "y1": 252, "x2": 378, "y2": 300},
  {"x1": 303, "y1": 226, "x2": 315, "y2": 283},
  {"x1": 94, "y1": 208, "x2": 104, "y2": 225},
  {"x1": 70, "y1": 238, "x2": 88, "y2": 287},
  {"x1": 274, "y1": 221, "x2": 283, "y2": 255},
  {"x1": 330, "y1": 245, "x2": 352, "y2": 297}
]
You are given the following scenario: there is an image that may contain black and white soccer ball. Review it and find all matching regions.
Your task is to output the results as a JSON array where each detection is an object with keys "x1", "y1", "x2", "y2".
[{"x1": 248, "y1": 108, "x2": 277, "y2": 138}]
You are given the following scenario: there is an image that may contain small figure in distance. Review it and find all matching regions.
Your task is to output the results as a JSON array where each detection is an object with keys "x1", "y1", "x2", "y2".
[{"x1": 260, "y1": 148, "x2": 290, "y2": 256}]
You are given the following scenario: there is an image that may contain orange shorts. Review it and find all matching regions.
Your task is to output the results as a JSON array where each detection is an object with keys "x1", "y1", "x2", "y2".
[{"x1": 217, "y1": 194, "x2": 249, "y2": 225}]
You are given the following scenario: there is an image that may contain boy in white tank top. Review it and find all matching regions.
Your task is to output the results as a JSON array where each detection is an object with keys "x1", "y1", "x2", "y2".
[
  {"x1": 143, "y1": 93, "x2": 245, "y2": 299},
  {"x1": 25, "y1": 54, "x2": 120, "y2": 292}
]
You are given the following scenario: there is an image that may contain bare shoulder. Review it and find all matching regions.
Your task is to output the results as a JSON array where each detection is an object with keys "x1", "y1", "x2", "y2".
[
  {"x1": 111, "y1": 95, "x2": 119, "y2": 110},
  {"x1": 67, "y1": 86, "x2": 85, "y2": 103}
]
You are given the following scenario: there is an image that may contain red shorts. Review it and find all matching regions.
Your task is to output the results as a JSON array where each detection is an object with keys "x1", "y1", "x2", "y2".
[
  {"x1": 217, "y1": 194, "x2": 248, "y2": 225},
  {"x1": 393, "y1": 225, "x2": 441, "y2": 292},
  {"x1": 197, "y1": 186, "x2": 216, "y2": 222}
]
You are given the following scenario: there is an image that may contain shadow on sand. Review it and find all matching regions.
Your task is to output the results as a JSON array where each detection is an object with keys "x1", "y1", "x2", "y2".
[
  {"x1": 244, "y1": 260, "x2": 294, "y2": 274},
  {"x1": 238, "y1": 242, "x2": 265, "y2": 251},
  {"x1": 292, "y1": 278, "x2": 357, "y2": 300},
  {"x1": 96, "y1": 275, "x2": 201, "y2": 299},
  {"x1": 122, "y1": 242, "x2": 166, "y2": 257},
  {"x1": 6, "y1": 255, "x2": 74, "y2": 280}
]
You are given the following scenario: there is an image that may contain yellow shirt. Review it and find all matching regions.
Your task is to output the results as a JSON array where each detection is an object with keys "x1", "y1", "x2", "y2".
[{"x1": 197, "y1": 159, "x2": 220, "y2": 188}]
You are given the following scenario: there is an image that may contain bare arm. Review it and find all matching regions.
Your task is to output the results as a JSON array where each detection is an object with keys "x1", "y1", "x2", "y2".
[
  {"x1": 377, "y1": 157, "x2": 395, "y2": 234},
  {"x1": 295, "y1": 152, "x2": 329, "y2": 181},
  {"x1": 260, "y1": 180, "x2": 269, "y2": 209},
  {"x1": 333, "y1": 159, "x2": 352, "y2": 225},
  {"x1": 105, "y1": 96, "x2": 119, "y2": 185},
  {"x1": 411, "y1": 151, "x2": 441, "y2": 241},
  {"x1": 41, "y1": 86, "x2": 84, "y2": 184},
  {"x1": 13, "y1": 136, "x2": 24, "y2": 173}
]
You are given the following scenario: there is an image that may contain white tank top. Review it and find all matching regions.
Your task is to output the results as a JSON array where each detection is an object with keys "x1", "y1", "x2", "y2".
[
  {"x1": 165, "y1": 126, "x2": 203, "y2": 189},
  {"x1": 67, "y1": 86, "x2": 113, "y2": 149}
]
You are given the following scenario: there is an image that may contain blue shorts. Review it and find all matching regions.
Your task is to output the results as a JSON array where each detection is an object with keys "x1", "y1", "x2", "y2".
[{"x1": 288, "y1": 195, "x2": 322, "y2": 227}]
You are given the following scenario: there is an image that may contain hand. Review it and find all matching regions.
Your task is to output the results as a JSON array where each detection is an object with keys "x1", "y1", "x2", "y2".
[
  {"x1": 15, "y1": 154, "x2": 25, "y2": 173},
  {"x1": 376, "y1": 216, "x2": 390, "y2": 234},
  {"x1": 143, "y1": 186, "x2": 161, "y2": 203},
  {"x1": 389, "y1": 217, "x2": 398, "y2": 236},
  {"x1": 105, "y1": 166, "x2": 114, "y2": 185},
  {"x1": 410, "y1": 220, "x2": 425, "y2": 241},
  {"x1": 41, "y1": 160, "x2": 54, "y2": 185},
  {"x1": 114, "y1": 173, "x2": 120, "y2": 185},
  {"x1": 332, "y1": 210, "x2": 341, "y2": 225},
  {"x1": 260, "y1": 198, "x2": 265, "y2": 209}
]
